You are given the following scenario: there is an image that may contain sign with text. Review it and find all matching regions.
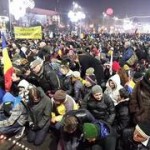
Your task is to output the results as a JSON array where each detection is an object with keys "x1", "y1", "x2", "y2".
[{"x1": 14, "y1": 26, "x2": 42, "y2": 39}]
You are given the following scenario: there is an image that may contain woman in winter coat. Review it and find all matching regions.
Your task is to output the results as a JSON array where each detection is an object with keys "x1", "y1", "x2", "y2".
[
  {"x1": 27, "y1": 87, "x2": 52, "y2": 146},
  {"x1": 104, "y1": 74, "x2": 123, "y2": 106}
]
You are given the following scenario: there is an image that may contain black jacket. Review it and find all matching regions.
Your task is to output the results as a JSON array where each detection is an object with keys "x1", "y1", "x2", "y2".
[
  {"x1": 36, "y1": 62, "x2": 60, "y2": 93},
  {"x1": 78, "y1": 54, "x2": 104, "y2": 85},
  {"x1": 60, "y1": 109, "x2": 96, "y2": 150},
  {"x1": 81, "y1": 93, "x2": 116, "y2": 125},
  {"x1": 113, "y1": 100, "x2": 131, "y2": 134}
]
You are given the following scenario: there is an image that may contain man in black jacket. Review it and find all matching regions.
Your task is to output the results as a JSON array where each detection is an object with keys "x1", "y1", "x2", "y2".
[
  {"x1": 122, "y1": 122, "x2": 150, "y2": 150},
  {"x1": 30, "y1": 58, "x2": 60, "y2": 96}
]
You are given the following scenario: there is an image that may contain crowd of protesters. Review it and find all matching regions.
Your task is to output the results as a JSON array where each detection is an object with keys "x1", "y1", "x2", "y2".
[{"x1": 0, "y1": 32, "x2": 150, "y2": 150}]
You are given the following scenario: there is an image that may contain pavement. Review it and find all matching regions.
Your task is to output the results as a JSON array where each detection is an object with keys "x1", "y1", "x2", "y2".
[{"x1": 0, "y1": 134, "x2": 52, "y2": 150}]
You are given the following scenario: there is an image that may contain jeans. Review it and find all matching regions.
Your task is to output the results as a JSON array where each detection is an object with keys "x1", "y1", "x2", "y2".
[
  {"x1": 0, "y1": 112, "x2": 22, "y2": 135},
  {"x1": 27, "y1": 121, "x2": 50, "y2": 146}
]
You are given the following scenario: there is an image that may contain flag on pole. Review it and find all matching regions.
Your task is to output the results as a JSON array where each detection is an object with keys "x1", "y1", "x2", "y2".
[
  {"x1": 2, "y1": 33, "x2": 14, "y2": 91},
  {"x1": 109, "y1": 50, "x2": 113, "y2": 75}
]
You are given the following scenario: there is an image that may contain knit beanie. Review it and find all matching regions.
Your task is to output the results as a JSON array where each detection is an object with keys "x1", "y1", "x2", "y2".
[
  {"x1": 135, "y1": 122, "x2": 150, "y2": 139},
  {"x1": 123, "y1": 64, "x2": 130, "y2": 71},
  {"x1": 83, "y1": 123, "x2": 99, "y2": 139},
  {"x1": 112, "y1": 61, "x2": 120, "y2": 72},
  {"x1": 86, "y1": 67, "x2": 95, "y2": 76},
  {"x1": 85, "y1": 75, "x2": 97, "y2": 85},
  {"x1": 91, "y1": 85, "x2": 103, "y2": 94},
  {"x1": 133, "y1": 72, "x2": 143, "y2": 82},
  {"x1": 53, "y1": 90, "x2": 66, "y2": 102}
]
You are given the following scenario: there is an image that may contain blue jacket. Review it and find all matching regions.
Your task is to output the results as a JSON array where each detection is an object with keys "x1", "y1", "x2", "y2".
[
  {"x1": 122, "y1": 47, "x2": 134, "y2": 62},
  {"x1": 0, "y1": 88, "x2": 5, "y2": 104},
  {"x1": 2, "y1": 92, "x2": 22, "y2": 108}
]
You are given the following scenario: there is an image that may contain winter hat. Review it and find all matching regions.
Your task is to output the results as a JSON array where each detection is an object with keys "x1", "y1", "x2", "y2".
[
  {"x1": 72, "y1": 71, "x2": 81, "y2": 78},
  {"x1": 112, "y1": 61, "x2": 120, "y2": 72},
  {"x1": 133, "y1": 72, "x2": 143, "y2": 82},
  {"x1": 83, "y1": 123, "x2": 99, "y2": 139},
  {"x1": 123, "y1": 64, "x2": 130, "y2": 71},
  {"x1": 135, "y1": 122, "x2": 150, "y2": 139},
  {"x1": 85, "y1": 75, "x2": 97, "y2": 85},
  {"x1": 86, "y1": 67, "x2": 95, "y2": 76},
  {"x1": 39, "y1": 42, "x2": 46, "y2": 48},
  {"x1": 91, "y1": 85, "x2": 103, "y2": 94},
  {"x1": 30, "y1": 58, "x2": 43, "y2": 69},
  {"x1": 53, "y1": 90, "x2": 66, "y2": 102},
  {"x1": 144, "y1": 69, "x2": 150, "y2": 80}
]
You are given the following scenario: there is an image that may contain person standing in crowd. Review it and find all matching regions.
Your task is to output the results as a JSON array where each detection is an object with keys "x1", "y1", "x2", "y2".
[
  {"x1": 69, "y1": 54, "x2": 105, "y2": 87},
  {"x1": 27, "y1": 87, "x2": 52, "y2": 146},
  {"x1": 81, "y1": 85, "x2": 116, "y2": 125},
  {"x1": 129, "y1": 69, "x2": 150, "y2": 125}
]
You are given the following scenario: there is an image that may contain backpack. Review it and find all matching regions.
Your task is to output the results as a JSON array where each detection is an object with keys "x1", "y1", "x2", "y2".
[
  {"x1": 126, "y1": 51, "x2": 138, "y2": 66},
  {"x1": 43, "y1": 62, "x2": 62, "y2": 91}
]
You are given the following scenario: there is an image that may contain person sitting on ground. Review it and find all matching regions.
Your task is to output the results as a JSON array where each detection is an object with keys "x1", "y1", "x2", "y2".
[
  {"x1": 81, "y1": 121, "x2": 117, "y2": 150},
  {"x1": 123, "y1": 122, "x2": 150, "y2": 150},
  {"x1": 0, "y1": 92, "x2": 27, "y2": 139},
  {"x1": 58, "y1": 109, "x2": 96, "y2": 150},
  {"x1": 27, "y1": 87, "x2": 52, "y2": 146},
  {"x1": 81, "y1": 85, "x2": 116, "y2": 125}
]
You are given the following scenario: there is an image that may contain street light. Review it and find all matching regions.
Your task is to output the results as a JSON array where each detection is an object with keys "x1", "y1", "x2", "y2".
[
  {"x1": 68, "y1": 2, "x2": 86, "y2": 34},
  {"x1": 9, "y1": 0, "x2": 35, "y2": 20}
]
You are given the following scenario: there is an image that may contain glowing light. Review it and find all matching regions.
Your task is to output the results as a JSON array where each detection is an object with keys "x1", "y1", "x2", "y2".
[
  {"x1": 9, "y1": 0, "x2": 35, "y2": 20},
  {"x1": 106, "y1": 8, "x2": 113, "y2": 16}
]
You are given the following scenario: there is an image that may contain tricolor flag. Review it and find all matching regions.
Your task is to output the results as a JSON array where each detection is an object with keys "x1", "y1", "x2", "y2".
[{"x1": 2, "y1": 33, "x2": 14, "y2": 91}]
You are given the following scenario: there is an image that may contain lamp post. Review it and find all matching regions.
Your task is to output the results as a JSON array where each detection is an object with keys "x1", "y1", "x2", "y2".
[{"x1": 68, "y1": 2, "x2": 86, "y2": 35}]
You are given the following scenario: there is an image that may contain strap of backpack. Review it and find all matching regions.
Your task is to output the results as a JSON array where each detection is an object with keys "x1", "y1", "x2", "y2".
[{"x1": 21, "y1": 100, "x2": 35, "y2": 124}]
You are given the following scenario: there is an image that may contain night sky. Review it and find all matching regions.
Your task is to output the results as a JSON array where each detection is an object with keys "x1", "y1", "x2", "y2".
[
  {"x1": 0, "y1": 0, "x2": 150, "y2": 19},
  {"x1": 35, "y1": 0, "x2": 150, "y2": 18}
]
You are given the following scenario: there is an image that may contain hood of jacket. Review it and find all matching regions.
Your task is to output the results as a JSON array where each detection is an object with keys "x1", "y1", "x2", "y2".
[
  {"x1": 2, "y1": 92, "x2": 21, "y2": 107},
  {"x1": 106, "y1": 74, "x2": 122, "y2": 90}
]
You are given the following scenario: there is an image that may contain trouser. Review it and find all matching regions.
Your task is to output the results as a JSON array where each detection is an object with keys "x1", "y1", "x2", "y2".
[
  {"x1": 27, "y1": 121, "x2": 50, "y2": 146},
  {"x1": 0, "y1": 112, "x2": 22, "y2": 135}
]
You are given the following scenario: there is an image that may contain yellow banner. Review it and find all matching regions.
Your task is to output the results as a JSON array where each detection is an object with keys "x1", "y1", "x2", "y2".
[{"x1": 14, "y1": 26, "x2": 42, "y2": 39}]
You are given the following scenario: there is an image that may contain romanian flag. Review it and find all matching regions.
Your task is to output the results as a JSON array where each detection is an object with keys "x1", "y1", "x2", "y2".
[{"x1": 1, "y1": 34, "x2": 14, "y2": 91}]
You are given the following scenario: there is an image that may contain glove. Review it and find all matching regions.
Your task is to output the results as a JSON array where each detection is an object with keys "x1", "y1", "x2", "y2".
[{"x1": 30, "y1": 124, "x2": 40, "y2": 131}]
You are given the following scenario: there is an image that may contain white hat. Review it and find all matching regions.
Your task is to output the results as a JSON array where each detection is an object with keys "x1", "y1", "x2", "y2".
[
  {"x1": 72, "y1": 71, "x2": 81, "y2": 78},
  {"x1": 18, "y1": 79, "x2": 30, "y2": 90}
]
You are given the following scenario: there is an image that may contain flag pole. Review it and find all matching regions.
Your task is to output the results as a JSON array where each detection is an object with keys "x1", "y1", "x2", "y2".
[{"x1": 8, "y1": 0, "x2": 12, "y2": 36}]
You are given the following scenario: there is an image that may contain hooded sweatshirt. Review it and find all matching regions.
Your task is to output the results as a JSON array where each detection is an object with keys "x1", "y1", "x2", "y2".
[{"x1": 104, "y1": 74, "x2": 123, "y2": 105}]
